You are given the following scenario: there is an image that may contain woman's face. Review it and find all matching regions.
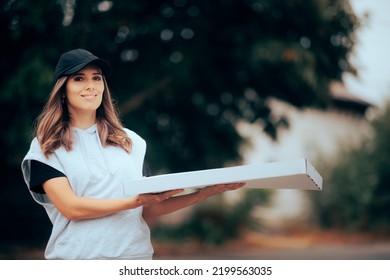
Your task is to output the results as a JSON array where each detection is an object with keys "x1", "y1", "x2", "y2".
[{"x1": 65, "y1": 65, "x2": 105, "y2": 115}]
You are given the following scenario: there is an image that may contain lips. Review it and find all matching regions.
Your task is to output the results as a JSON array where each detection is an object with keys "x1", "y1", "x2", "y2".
[{"x1": 81, "y1": 93, "x2": 98, "y2": 99}]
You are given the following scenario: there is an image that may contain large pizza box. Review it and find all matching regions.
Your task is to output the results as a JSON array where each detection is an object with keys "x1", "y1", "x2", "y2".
[{"x1": 123, "y1": 158, "x2": 322, "y2": 196}]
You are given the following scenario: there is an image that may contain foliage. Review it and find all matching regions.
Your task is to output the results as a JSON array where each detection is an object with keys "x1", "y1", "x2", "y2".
[
  {"x1": 1, "y1": 0, "x2": 361, "y2": 173},
  {"x1": 152, "y1": 189, "x2": 271, "y2": 245},
  {"x1": 311, "y1": 100, "x2": 390, "y2": 232},
  {"x1": 1, "y1": 0, "x2": 64, "y2": 168}
]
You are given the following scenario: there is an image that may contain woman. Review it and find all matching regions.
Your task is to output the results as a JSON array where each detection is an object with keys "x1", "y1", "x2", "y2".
[{"x1": 21, "y1": 49, "x2": 244, "y2": 260}]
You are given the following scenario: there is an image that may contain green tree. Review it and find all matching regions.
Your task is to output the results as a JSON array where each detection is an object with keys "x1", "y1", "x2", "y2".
[
  {"x1": 1, "y1": 0, "x2": 361, "y2": 173},
  {"x1": 1, "y1": 0, "x2": 64, "y2": 168},
  {"x1": 311, "y1": 100, "x2": 390, "y2": 232}
]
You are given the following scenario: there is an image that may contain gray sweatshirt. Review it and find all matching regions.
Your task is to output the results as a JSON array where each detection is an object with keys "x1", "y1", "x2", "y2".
[{"x1": 21, "y1": 124, "x2": 154, "y2": 259}]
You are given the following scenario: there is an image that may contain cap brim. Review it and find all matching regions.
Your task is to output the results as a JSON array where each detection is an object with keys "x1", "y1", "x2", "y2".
[{"x1": 62, "y1": 58, "x2": 111, "y2": 77}]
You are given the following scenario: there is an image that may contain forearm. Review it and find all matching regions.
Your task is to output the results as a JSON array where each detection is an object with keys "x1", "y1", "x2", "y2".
[
  {"x1": 43, "y1": 178, "x2": 184, "y2": 221},
  {"x1": 64, "y1": 196, "x2": 141, "y2": 221},
  {"x1": 143, "y1": 191, "x2": 204, "y2": 219},
  {"x1": 43, "y1": 177, "x2": 143, "y2": 221},
  {"x1": 142, "y1": 183, "x2": 245, "y2": 220}
]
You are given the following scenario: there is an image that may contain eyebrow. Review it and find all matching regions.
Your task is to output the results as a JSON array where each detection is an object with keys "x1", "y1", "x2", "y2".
[{"x1": 72, "y1": 72, "x2": 103, "y2": 76}]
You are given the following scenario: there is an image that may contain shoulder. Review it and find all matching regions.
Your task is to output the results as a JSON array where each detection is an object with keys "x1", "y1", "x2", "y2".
[
  {"x1": 123, "y1": 128, "x2": 146, "y2": 147},
  {"x1": 123, "y1": 128, "x2": 147, "y2": 158},
  {"x1": 25, "y1": 137, "x2": 45, "y2": 160},
  {"x1": 29, "y1": 137, "x2": 41, "y2": 151},
  {"x1": 23, "y1": 137, "x2": 63, "y2": 171}
]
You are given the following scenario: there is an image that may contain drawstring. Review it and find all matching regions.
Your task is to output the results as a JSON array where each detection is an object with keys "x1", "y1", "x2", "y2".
[
  {"x1": 95, "y1": 128, "x2": 115, "y2": 175},
  {"x1": 75, "y1": 129, "x2": 93, "y2": 177},
  {"x1": 73, "y1": 124, "x2": 115, "y2": 176}
]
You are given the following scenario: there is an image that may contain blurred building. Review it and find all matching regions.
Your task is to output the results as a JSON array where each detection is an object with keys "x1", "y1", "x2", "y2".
[{"x1": 237, "y1": 81, "x2": 374, "y2": 228}]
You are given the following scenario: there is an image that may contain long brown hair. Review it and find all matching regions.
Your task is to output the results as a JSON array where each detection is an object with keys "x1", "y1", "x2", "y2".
[{"x1": 36, "y1": 76, "x2": 132, "y2": 158}]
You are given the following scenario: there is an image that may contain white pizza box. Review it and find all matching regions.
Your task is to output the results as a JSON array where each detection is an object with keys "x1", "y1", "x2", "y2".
[{"x1": 123, "y1": 158, "x2": 323, "y2": 196}]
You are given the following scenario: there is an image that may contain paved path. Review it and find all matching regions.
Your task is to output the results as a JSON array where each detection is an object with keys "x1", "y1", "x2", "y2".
[
  {"x1": 155, "y1": 242, "x2": 390, "y2": 260},
  {"x1": 3, "y1": 238, "x2": 390, "y2": 260}
]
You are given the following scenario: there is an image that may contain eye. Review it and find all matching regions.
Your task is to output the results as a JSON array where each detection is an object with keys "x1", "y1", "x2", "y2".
[
  {"x1": 93, "y1": 75, "x2": 102, "y2": 81},
  {"x1": 73, "y1": 76, "x2": 84, "y2": 81}
]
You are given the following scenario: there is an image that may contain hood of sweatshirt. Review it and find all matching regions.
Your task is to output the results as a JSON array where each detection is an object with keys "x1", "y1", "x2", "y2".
[{"x1": 72, "y1": 124, "x2": 115, "y2": 176}]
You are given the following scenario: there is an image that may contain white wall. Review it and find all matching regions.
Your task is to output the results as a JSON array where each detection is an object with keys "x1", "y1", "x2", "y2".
[{"x1": 237, "y1": 97, "x2": 372, "y2": 228}]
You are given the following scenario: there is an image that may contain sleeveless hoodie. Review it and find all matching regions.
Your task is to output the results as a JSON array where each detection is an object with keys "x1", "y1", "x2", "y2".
[{"x1": 21, "y1": 124, "x2": 154, "y2": 259}]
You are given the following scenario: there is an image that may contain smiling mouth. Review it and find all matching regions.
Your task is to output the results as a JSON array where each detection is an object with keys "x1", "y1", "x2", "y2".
[{"x1": 81, "y1": 94, "x2": 98, "y2": 99}]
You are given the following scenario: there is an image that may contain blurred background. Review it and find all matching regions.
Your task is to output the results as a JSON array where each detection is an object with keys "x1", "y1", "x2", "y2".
[{"x1": 1, "y1": 0, "x2": 389, "y2": 259}]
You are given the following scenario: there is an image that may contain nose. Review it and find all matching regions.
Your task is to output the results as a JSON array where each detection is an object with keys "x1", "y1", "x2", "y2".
[{"x1": 85, "y1": 79, "x2": 95, "y2": 91}]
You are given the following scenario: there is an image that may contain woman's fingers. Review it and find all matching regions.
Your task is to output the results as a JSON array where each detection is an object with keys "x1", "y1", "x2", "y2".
[
  {"x1": 222, "y1": 182, "x2": 246, "y2": 191},
  {"x1": 210, "y1": 182, "x2": 246, "y2": 192},
  {"x1": 158, "y1": 189, "x2": 184, "y2": 199},
  {"x1": 199, "y1": 182, "x2": 246, "y2": 198},
  {"x1": 140, "y1": 189, "x2": 184, "y2": 204}
]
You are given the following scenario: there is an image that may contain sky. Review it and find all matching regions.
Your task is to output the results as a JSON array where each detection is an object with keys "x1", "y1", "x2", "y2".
[{"x1": 344, "y1": 0, "x2": 390, "y2": 105}]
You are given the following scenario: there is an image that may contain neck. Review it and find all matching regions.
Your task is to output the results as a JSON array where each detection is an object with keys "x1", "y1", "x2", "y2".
[{"x1": 70, "y1": 111, "x2": 97, "y2": 129}]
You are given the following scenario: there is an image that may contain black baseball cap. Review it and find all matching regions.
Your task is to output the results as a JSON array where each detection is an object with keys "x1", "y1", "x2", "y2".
[{"x1": 54, "y1": 49, "x2": 111, "y2": 81}]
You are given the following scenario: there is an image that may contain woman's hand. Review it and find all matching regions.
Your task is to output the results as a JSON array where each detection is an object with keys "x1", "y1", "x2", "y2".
[
  {"x1": 136, "y1": 189, "x2": 184, "y2": 206},
  {"x1": 198, "y1": 182, "x2": 246, "y2": 200},
  {"x1": 139, "y1": 182, "x2": 245, "y2": 207},
  {"x1": 142, "y1": 183, "x2": 245, "y2": 221}
]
